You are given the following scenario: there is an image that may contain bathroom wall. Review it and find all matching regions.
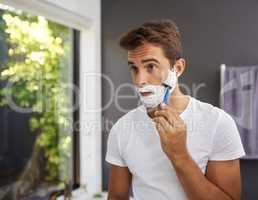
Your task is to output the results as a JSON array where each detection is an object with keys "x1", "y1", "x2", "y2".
[{"x1": 102, "y1": 0, "x2": 258, "y2": 199}]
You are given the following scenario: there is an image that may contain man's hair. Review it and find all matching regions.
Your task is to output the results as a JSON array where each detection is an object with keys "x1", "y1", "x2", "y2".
[{"x1": 119, "y1": 19, "x2": 183, "y2": 65}]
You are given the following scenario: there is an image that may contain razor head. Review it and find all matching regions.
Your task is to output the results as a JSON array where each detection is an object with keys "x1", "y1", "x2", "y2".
[{"x1": 162, "y1": 70, "x2": 177, "y2": 88}]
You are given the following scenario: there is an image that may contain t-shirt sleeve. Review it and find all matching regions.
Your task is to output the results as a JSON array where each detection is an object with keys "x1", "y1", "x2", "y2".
[
  {"x1": 209, "y1": 110, "x2": 246, "y2": 161},
  {"x1": 105, "y1": 124, "x2": 127, "y2": 167}
]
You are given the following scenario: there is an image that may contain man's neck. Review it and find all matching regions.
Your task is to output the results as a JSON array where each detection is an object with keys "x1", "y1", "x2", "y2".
[
  {"x1": 168, "y1": 86, "x2": 190, "y2": 115},
  {"x1": 146, "y1": 85, "x2": 190, "y2": 119}
]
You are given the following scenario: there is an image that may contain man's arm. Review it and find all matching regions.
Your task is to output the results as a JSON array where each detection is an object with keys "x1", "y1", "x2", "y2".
[
  {"x1": 107, "y1": 164, "x2": 132, "y2": 200},
  {"x1": 153, "y1": 105, "x2": 242, "y2": 200},
  {"x1": 171, "y1": 155, "x2": 241, "y2": 200},
  {"x1": 206, "y1": 159, "x2": 241, "y2": 199}
]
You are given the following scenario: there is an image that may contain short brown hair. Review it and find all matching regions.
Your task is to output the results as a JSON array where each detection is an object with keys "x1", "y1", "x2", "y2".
[{"x1": 119, "y1": 19, "x2": 183, "y2": 65}]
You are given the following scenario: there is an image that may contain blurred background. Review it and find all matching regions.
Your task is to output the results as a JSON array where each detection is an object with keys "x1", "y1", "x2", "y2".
[
  {"x1": 102, "y1": 1, "x2": 258, "y2": 199},
  {"x1": 0, "y1": 0, "x2": 257, "y2": 200}
]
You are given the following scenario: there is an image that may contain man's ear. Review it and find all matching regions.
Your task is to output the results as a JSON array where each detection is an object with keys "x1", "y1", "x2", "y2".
[{"x1": 174, "y1": 58, "x2": 186, "y2": 77}]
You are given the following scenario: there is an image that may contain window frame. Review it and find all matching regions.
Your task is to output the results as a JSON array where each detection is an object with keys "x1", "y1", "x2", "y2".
[{"x1": 72, "y1": 29, "x2": 81, "y2": 188}]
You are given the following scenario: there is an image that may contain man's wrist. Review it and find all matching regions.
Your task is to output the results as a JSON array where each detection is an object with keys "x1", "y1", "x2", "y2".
[{"x1": 169, "y1": 151, "x2": 192, "y2": 169}]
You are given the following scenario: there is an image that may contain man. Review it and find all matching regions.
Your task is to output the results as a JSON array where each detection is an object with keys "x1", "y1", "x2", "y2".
[{"x1": 105, "y1": 20, "x2": 245, "y2": 200}]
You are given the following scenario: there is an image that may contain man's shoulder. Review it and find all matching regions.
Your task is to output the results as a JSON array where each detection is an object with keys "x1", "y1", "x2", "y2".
[
  {"x1": 191, "y1": 97, "x2": 230, "y2": 125},
  {"x1": 110, "y1": 105, "x2": 146, "y2": 133},
  {"x1": 193, "y1": 97, "x2": 237, "y2": 130},
  {"x1": 117, "y1": 105, "x2": 144, "y2": 122}
]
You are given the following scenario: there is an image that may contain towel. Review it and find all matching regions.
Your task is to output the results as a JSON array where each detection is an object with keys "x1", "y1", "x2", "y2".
[{"x1": 221, "y1": 65, "x2": 258, "y2": 159}]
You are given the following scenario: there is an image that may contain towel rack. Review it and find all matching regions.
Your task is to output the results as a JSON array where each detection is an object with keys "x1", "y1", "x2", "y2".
[{"x1": 220, "y1": 64, "x2": 226, "y2": 108}]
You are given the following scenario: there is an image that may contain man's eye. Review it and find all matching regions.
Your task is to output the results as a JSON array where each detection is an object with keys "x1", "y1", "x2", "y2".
[
  {"x1": 130, "y1": 66, "x2": 138, "y2": 73},
  {"x1": 146, "y1": 63, "x2": 156, "y2": 72}
]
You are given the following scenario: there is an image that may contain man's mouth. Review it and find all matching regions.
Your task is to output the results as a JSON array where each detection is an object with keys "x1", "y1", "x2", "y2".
[{"x1": 140, "y1": 91, "x2": 153, "y2": 96}]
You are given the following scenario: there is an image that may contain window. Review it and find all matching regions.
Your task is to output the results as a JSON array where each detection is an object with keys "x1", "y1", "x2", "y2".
[{"x1": 0, "y1": 4, "x2": 80, "y2": 199}]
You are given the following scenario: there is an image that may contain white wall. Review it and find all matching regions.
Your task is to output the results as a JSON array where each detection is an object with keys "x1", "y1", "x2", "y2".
[
  {"x1": 45, "y1": 0, "x2": 102, "y2": 194},
  {"x1": 45, "y1": 0, "x2": 99, "y2": 22}
]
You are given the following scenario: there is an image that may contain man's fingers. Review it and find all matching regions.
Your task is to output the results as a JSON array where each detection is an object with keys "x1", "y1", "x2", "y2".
[
  {"x1": 157, "y1": 116, "x2": 175, "y2": 133},
  {"x1": 161, "y1": 104, "x2": 179, "y2": 114},
  {"x1": 153, "y1": 117, "x2": 168, "y2": 141},
  {"x1": 154, "y1": 109, "x2": 177, "y2": 126},
  {"x1": 153, "y1": 116, "x2": 174, "y2": 135},
  {"x1": 161, "y1": 105, "x2": 182, "y2": 120},
  {"x1": 154, "y1": 106, "x2": 186, "y2": 129}
]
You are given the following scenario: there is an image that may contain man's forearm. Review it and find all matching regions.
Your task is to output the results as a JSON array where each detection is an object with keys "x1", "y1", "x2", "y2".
[
  {"x1": 107, "y1": 194, "x2": 130, "y2": 200},
  {"x1": 170, "y1": 154, "x2": 233, "y2": 200}
]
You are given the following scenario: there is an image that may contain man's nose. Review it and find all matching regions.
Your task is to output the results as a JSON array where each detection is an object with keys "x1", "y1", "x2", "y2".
[{"x1": 135, "y1": 71, "x2": 148, "y2": 87}]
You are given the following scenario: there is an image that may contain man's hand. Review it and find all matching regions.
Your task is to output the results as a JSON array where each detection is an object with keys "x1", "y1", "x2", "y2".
[
  {"x1": 152, "y1": 104, "x2": 241, "y2": 200},
  {"x1": 152, "y1": 104, "x2": 189, "y2": 163}
]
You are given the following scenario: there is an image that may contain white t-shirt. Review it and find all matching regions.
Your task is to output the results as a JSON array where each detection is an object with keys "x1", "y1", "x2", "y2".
[{"x1": 105, "y1": 96, "x2": 246, "y2": 200}]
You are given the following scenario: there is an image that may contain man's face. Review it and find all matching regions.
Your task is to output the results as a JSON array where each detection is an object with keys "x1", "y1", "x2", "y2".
[{"x1": 128, "y1": 43, "x2": 171, "y2": 96}]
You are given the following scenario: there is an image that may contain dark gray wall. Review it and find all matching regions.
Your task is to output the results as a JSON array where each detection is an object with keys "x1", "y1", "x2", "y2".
[{"x1": 102, "y1": 1, "x2": 258, "y2": 199}]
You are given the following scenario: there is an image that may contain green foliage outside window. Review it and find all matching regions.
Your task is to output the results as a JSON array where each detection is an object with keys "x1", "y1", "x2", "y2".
[{"x1": 0, "y1": 10, "x2": 73, "y2": 188}]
